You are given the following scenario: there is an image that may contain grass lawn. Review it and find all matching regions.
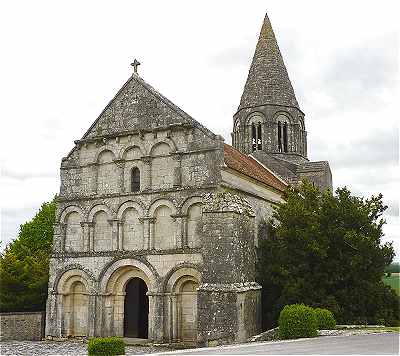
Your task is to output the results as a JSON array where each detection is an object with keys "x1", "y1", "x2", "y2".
[
  {"x1": 382, "y1": 275, "x2": 400, "y2": 295},
  {"x1": 358, "y1": 327, "x2": 400, "y2": 332}
]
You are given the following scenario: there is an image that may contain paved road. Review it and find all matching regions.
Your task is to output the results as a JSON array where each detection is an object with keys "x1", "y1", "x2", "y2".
[{"x1": 157, "y1": 333, "x2": 399, "y2": 355}]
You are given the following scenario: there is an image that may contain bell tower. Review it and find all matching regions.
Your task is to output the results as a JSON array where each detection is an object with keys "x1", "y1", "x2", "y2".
[
  {"x1": 232, "y1": 13, "x2": 332, "y2": 191},
  {"x1": 232, "y1": 13, "x2": 308, "y2": 165}
]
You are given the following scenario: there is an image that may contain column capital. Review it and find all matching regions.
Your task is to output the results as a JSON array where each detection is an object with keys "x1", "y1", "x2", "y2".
[
  {"x1": 171, "y1": 151, "x2": 183, "y2": 161},
  {"x1": 170, "y1": 214, "x2": 187, "y2": 219},
  {"x1": 139, "y1": 216, "x2": 156, "y2": 224},
  {"x1": 141, "y1": 155, "x2": 152, "y2": 164},
  {"x1": 113, "y1": 159, "x2": 125, "y2": 169},
  {"x1": 81, "y1": 221, "x2": 94, "y2": 227}
]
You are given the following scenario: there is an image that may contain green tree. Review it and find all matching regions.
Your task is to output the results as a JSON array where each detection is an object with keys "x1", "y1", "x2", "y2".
[
  {"x1": 0, "y1": 198, "x2": 56, "y2": 312},
  {"x1": 257, "y1": 180, "x2": 399, "y2": 327}
]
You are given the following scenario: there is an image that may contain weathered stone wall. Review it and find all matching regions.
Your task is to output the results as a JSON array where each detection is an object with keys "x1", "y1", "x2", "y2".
[
  {"x1": 47, "y1": 68, "x2": 281, "y2": 344},
  {"x1": 0, "y1": 312, "x2": 45, "y2": 341},
  {"x1": 197, "y1": 288, "x2": 237, "y2": 345},
  {"x1": 47, "y1": 116, "x2": 226, "y2": 342},
  {"x1": 60, "y1": 126, "x2": 221, "y2": 199},
  {"x1": 297, "y1": 161, "x2": 332, "y2": 192},
  {"x1": 197, "y1": 192, "x2": 262, "y2": 345}
]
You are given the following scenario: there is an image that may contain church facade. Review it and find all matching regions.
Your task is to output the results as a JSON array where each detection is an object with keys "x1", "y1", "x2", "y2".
[{"x1": 45, "y1": 13, "x2": 331, "y2": 345}]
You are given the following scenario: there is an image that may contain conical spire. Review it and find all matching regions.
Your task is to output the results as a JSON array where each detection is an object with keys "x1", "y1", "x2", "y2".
[{"x1": 237, "y1": 13, "x2": 300, "y2": 112}]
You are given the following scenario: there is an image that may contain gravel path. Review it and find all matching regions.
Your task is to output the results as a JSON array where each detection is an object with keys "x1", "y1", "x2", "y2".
[{"x1": 0, "y1": 340, "x2": 171, "y2": 355}]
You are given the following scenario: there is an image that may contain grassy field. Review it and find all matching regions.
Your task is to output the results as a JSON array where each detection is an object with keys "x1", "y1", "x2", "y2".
[{"x1": 382, "y1": 275, "x2": 400, "y2": 295}]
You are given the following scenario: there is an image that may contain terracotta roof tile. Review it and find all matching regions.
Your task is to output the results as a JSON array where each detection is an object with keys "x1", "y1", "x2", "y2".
[{"x1": 224, "y1": 144, "x2": 287, "y2": 192}]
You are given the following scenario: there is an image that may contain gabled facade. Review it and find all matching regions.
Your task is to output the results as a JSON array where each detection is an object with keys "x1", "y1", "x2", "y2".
[
  {"x1": 46, "y1": 11, "x2": 331, "y2": 346},
  {"x1": 46, "y1": 70, "x2": 285, "y2": 345}
]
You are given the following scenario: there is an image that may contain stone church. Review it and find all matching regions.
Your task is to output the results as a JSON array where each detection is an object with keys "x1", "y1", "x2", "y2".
[{"x1": 45, "y1": 13, "x2": 331, "y2": 345}]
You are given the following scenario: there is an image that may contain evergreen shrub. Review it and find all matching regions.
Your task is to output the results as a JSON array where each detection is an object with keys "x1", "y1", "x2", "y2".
[
  {"x1": 278, "y1": 304, "x2": 318, "y2": 339},
  {"x1": 314, "y1": 308, "x2": 336, "y2": 329},
  {"x1": 88, "y1": 337, "x2": 125, "y2": 356}
]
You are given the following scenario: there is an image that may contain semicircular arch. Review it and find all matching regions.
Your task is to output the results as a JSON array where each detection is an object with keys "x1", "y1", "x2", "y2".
[
  {"x1": 148, "y1": 198, "x2": 177, "y2": 216},
  {"x1": 273, "y1": 111, "x2": 293, "y2": 124},
  {"x1": 149, "y1": 138, "x2": 177, "y2": 156},
  {"x1": 120, "y1": 144, "x2": 146, "y2": 160},
  {"x1": 99, "y1": 258, "x2": 158, "y2": 294},
  {"x1": 59, "y1": 205, "x2": 85, "y2": 223},
  {"x1": 117, "y1": 200, "x2": 145, "y2": 220},
  {"x1": 53, "y1": 265, "x2": 96, "y2": 294},
  {"x1": 87, "y1": 203, "x2": 113, "y2": 221},
  {"x1": 94, "y1": 148, "x2": 117, "y2": 164},
  {"x1": 246, "y1": 111, "x2": 266, "y2": 125},
  {"x1": 164, "y1": 264, "x2": 202, "y2": 293},
  {"x1": 181, "y1": 196, "x2": 203, "y2": 215}
]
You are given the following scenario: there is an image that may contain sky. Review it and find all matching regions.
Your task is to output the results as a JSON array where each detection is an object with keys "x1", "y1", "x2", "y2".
[{"x1": 0, "y1": 0, "x2": 399, "y2": 260}]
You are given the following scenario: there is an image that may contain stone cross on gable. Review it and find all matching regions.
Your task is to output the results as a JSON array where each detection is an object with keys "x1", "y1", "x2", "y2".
[{"x1": 131, "y1": 59, "x2": 141, "y2": 74}]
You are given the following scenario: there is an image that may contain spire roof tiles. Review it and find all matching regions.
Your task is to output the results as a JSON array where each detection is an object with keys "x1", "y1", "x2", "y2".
[{"x1": 237, "y1": 13, "x2": 300, "y2": 113}]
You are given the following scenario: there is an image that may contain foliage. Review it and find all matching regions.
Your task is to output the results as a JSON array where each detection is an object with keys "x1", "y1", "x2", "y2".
[
  {"x1": 314, "y1": 308, "x2": 336, "y2": 329},
  {"x1": 257, "y1": 180, "x2": 399, "y2": 328},
  {"x1": 278, "y1": 304, "x2": 318, "y2": 339},
  {"x1": 88, "y1": 337, "x2": 125, "y2": 356},
  {"x1": 0, "y1": 198, "x2": 56, "y2": 312}
]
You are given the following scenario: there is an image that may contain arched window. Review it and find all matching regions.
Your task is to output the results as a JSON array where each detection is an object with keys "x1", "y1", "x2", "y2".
[
  {"x1": 249, "y1": 115, "x2": 264, "y2": 152},
  {"x1": 283, "y1": 122, "x2": 288, "y2": 153},
  {"x1": 276, "y1": 114, "x2": 290, "y2": 153},
  {"x1": 131, "y1": 167, "x2": 140, "y2": 192},
  {"x1": 251, "y1": 123, "x2": 257, "y2": 151}
]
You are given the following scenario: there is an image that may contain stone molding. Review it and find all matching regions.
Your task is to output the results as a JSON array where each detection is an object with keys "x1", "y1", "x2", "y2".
[
  {"x1": 198, "y1": 282, "x2": 261, "y2": 292},
  {"x1": 57, "y1": 184, "x2": 217, "y2": 203},
  {"x1": 51, "y1": 247, "x2": 202, "y2": 259}
]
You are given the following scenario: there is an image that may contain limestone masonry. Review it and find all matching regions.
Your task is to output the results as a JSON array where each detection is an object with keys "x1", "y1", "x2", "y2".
[{"x1": 46, "y1": 12, "x2": 331, "y2": 345}]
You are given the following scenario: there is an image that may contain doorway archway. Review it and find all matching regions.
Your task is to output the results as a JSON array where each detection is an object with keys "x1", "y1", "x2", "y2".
[{"x1": 124, "y1": 277, "x2": 148, "y2": 338}]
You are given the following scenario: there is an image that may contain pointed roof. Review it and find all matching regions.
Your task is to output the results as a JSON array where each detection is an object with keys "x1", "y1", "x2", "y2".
[
  {"x1": 237, "y1": 13, "x2": 300, "y2": 113},
  {"x1": 81, "y1": 73, "x2": 215, "y2": 140}
]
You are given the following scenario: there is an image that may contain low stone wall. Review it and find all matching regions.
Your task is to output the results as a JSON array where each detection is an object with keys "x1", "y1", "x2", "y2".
[{"x1": 0, "y1": 311, "x2": 45, "y2": 341}]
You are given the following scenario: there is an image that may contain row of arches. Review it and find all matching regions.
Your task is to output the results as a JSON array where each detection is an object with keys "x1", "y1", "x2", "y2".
[
  {"x1": 59, "y1": 198, "x2": 203, "y2": 252},
  {"x1": 233, "y1": 111, "x2": 306, "y2": 155},
  {"x1": 96, "y1": 141, "x2": 176, "y2": 195},
  {"x1": 93, "y1": 137, "x2": 177, "y2": 163},
  {"x1": 53, "y1": 260, "x2": 201, "y2": 341}
]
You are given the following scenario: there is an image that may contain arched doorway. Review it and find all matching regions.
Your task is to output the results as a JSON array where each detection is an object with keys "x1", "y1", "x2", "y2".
[{"x1": 124, "y1": 277, "x2": 148, "y2": 338}]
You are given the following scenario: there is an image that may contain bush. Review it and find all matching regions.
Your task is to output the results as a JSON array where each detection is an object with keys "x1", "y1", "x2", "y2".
[
  {"x1": 314, "y1": 308, "x2": 336, "y2": 329},
  {"x1": 88, "y1": 337, "x2": 125, "y2": 356},
  {"x1": 278, "y1": 304, "x2": 318, "y2": 339}
]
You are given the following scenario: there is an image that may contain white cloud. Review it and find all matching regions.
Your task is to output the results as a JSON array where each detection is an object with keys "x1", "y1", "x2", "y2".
[{"x1": 0, "y1": 0, "x2": 398, "y2": 260}]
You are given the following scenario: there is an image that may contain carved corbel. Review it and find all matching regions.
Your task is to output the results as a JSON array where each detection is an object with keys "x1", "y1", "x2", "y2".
[{"x1": 141, "y1": 155, "x2": 152, "y2": 164}]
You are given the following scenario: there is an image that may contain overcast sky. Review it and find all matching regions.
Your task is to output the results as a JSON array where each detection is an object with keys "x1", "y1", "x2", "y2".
[{"x1": 1, "y1": 0, "x2": 399, "y2": 260}]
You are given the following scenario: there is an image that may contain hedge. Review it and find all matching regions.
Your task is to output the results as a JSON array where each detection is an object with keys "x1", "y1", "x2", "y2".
[
  {"x1": 278, "y1": 304, "x2": 318, "y2": 339},
  {"x1": 88, "y1": 337, "x2": 125, "y2": 356},
  {"x1": 314, "y1": 307, "x2": 336, "y2": 330}
]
